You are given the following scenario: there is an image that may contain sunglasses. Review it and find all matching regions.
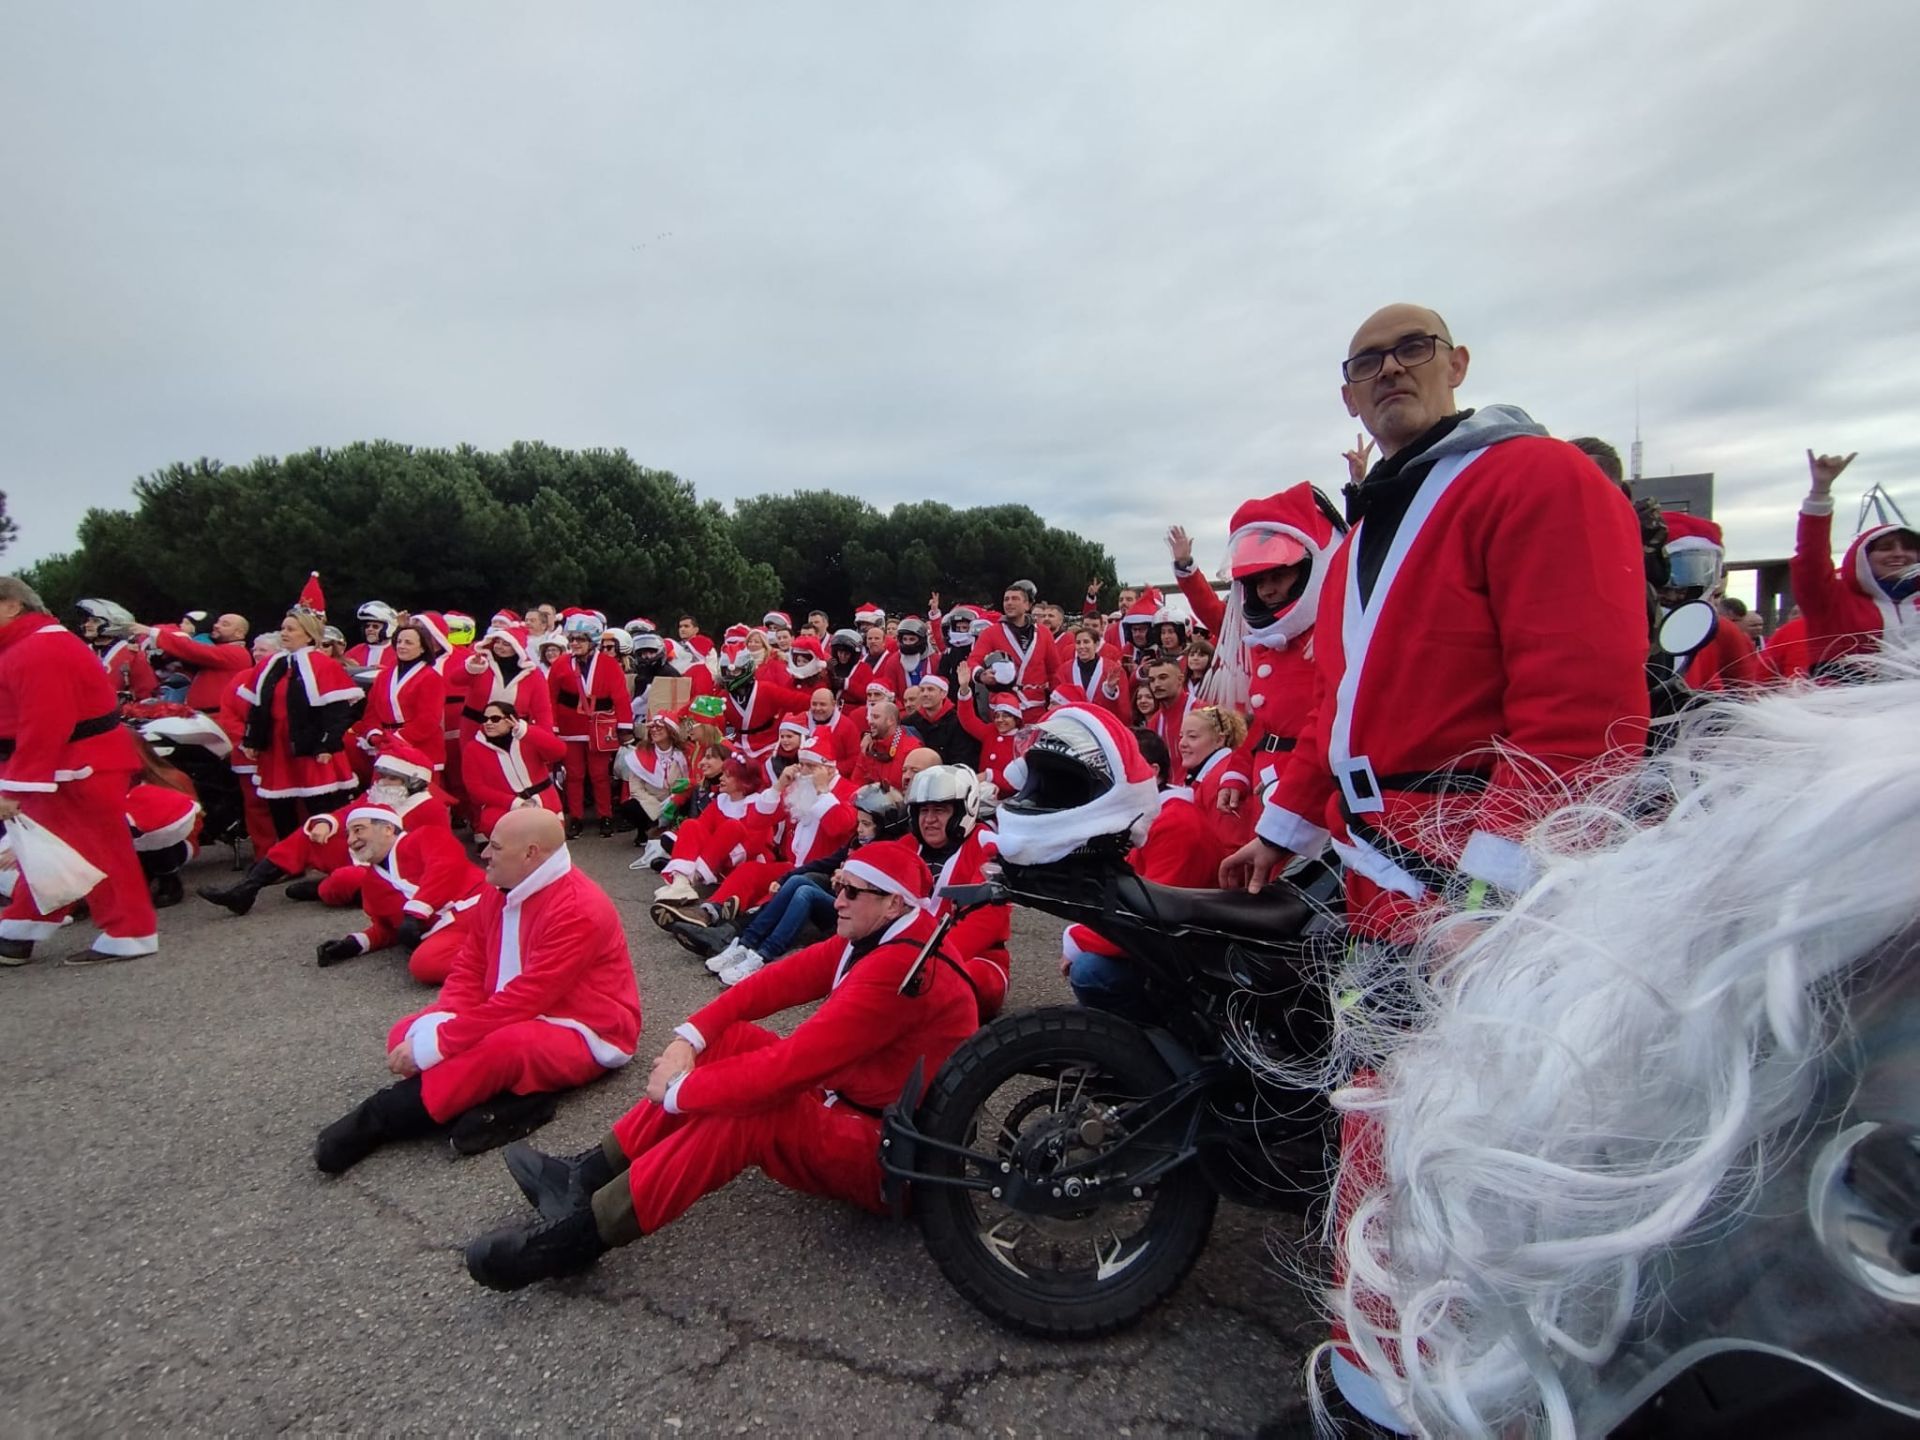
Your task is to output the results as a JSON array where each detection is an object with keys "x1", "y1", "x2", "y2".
[
  {"x1": 483, "y1": 713, "x2": 511, "y2": 723},
  {"x1": 832, "y1": 880, "x2": 888, "y2": 901}
]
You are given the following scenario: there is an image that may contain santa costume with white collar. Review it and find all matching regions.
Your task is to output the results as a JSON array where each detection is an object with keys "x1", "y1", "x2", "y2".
[
  {"x1": 459, "y1": 839, "x2": 977, "y2": 1291},
  {"x1": 319, "y1": 802, "x2": 488, "y2": 984},
  {"x1": 460, "y1": 624, "x2": 554, "y2": 746}
]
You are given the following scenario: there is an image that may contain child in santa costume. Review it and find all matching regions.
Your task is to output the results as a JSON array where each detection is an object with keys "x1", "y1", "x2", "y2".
[
  {"x1": 347, "y1": 618, "x2": 446, "y2": 780},
  {"x1": 198, "y1": 735, "x2": 451, "y2": 916},
  {"x1": 313, "y1": 803, "x2": 489, "y2": 984},
  {"x1": 952, "y1": 678, "x2": 1025, "y2": 795},
  {"x1": 463, "y1": 703, "x2": 566, "y2": 841},
  {"x1": 0, "y1": 579, "x2": 157, "y2": 965},
  {"x1": 459, "y1": 838, "x2": 976, "y2": 1290},
  {"x1": 461, "y1": 623, "x2": 553, "y2": 748},
  {"x1": 906, "y1": 764, "x2": 1012, "y2": 1022},
  {"x1": 233, "y1": 575, "x2": 363, "y2": 838},
  {"x1": 756, "y1": 716, "x2": 806, "y2": 789},
  {"x1": 314, "y1": 806, "x2": 641, "y2": 1171}
]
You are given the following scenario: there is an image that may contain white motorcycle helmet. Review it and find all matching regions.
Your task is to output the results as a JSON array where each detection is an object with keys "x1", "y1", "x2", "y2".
[
  {"x1": 905, "y1": 763, "x2": 980, "y2": 838},
  {"x1": 357, "y1": 600, "x2": 398, "y2": 640},
  {"x1": 76, "y1": 598, "x2": 136, "y2": 639}
]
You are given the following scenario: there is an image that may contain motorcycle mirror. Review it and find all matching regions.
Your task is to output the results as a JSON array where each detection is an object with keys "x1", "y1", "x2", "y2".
[{"x1": 1657, "y1": 601, "x2": 1718, "y2": 662}]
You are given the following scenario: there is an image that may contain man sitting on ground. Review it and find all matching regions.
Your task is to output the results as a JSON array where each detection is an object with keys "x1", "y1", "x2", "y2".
[
  {"x1": 462, "y1": 838, "x2": 977, "y2": 1290},
  {"x1": 313, "y1": 808, "x2": 642, "y2": 1171}
]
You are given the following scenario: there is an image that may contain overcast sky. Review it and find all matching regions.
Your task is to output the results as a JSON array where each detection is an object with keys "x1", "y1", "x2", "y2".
[{"x1": 5, "y1": 2, "x2": 1916, "y2": 597}]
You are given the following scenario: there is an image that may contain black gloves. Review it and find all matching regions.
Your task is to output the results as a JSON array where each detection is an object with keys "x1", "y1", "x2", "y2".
[
  {"x1": 394, "y1": 916, "x2": 428, "y2": 951},
  {"x1": 315, "y1": 936, "x2": 362, "y2": 967}
]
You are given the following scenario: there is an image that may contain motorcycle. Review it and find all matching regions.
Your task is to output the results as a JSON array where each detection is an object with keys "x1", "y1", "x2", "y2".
[{"x1": 880, "y1": 845, "x2": 1344, "y2": 1339}]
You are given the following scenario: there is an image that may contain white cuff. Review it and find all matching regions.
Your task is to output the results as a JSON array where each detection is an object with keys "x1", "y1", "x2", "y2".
[
  {"x1": 1172, "y1": 559, "x2": 1196, "y2": 577},
  {"x1": 1459, "y1": 830, "x2": 1536, "y2": 896},
  {"x1": 351, "y1": 932, "x2": 372, "y2": 954},
  {"x1": 1801, "y1": 495, "x2": 1836, "y2": 517},
  {"x1": 673, "y1": 1021, "x2": 707, "y2": 1053},
  {"x1": 0, "y1": 779, "x2": 58, "y2": 794},
  {"x1": 402, "y1": 899, "x2": 433, "y2": 918},
  {"x1": 661, "y1": 1070, "x2": 690, "y2": 1115},
  {"x1": 405, "y1": 1010, "x2": 455, "y2": 1069},
  {"x1": 1256, "y1": 803, "x2": 1331, "y2": 859}
]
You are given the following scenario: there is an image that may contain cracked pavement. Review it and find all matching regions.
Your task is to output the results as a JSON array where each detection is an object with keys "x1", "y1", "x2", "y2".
[{"x1": 0, "y1": 835, "x2": 1328, "y2": 1436}]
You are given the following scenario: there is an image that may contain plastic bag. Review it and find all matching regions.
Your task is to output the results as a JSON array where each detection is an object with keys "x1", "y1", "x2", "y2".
[{"x1": 6, "y1": 813, "x2": 107, "y2": 912}]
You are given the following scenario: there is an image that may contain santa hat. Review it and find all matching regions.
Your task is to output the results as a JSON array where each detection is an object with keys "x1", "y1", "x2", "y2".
[
  {"x1": 345, "y1": 803, "x2": 403, "y2": 830},
  {"x1": 865, "y1": 681, "x2": 897, "y2": 702},
  {"x1": 995, "y1": 705, "x2": 1161, "y2": 866},
  {"x1": 854, "y1": 603, "x2": 886, "y2": 627},
  {"x1": 412, "y1": 611, "x2": 451, "y2": 655},
  {"x1": 918, "y1": 674, "x2": 951, "y2": 696},
  {"x1": 490, "y1": 609, "x2": 521, "y2": 631},
  {"x1": 647, "y1": 709, "x2": 686, "y2": 740},
  {"x1": 762, "y1": 610, "x2": 793, "y2": 630},
  {"x1": 1122, "y1": 591, "x2": 1161, "y2": 624},
  {"x1": 778, "y1": 714, "x2": 810, "y2": 739},
  {"x1": 838, "y1": 838, "x2": 933, "y2": 906},
  {"x1": 481, "y1": 623, "x2": 533, "y2": 663},
  {"x1": 787, "y1": 636, "x2": 826, "y2": 677},
  {"x1": 371, "y1": 737, "x2": 435, "y2": 785},
  {"x1": 797, "y1": 729, "x2": 838, "y2": 767},
  {"x1": 723, "y1": 623, "x2": 752, "y2": 645},
  {"x1": 989, "y1": 696, "x2": 1025, "y2": 721},
  {"x1": 561, "y1": 607, "x2": 604, "y2": 638},
  {"x1": 297, "y1": 571, "x2": 327, "y2": 617},
  {"x1": 1662, "y1": 511, "x2": 1725, "y2": 554}
]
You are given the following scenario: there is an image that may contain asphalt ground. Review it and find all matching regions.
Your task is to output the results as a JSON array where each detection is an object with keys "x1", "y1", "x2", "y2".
[{"x1": 0, "y1": 831, "x2": 1331, "y2": 1437}]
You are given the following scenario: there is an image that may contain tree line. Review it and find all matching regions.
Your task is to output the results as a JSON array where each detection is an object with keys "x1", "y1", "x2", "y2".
[{"x1": 21, "y1": 442, "x2": 1117, "y2": 632}]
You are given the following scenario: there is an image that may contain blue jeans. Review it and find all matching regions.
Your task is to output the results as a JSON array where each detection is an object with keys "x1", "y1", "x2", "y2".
[
  {"x1": 1068, "y1": 948, "x2": 1156, "y2": 1024},
  {"x1": 738, "y1": 872, "x2": 835, "y2": 958}
]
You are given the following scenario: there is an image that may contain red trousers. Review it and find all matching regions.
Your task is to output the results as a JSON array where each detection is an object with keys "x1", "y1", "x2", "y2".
[
  {"x1": 562, "y1": 741, "x2": 614, "y2": 821},
  {"x1": 405, "y1": 918, "x2": 472, "y2": 985},
  {"x1": 1, "y1": 771, "x2": 157, "y2": 951},
  {"x1": 965, "y1": 954, "x2": 1008, "y2": 1022},
  {"x1": 609, "y1": 1022, "x2": 887, "y2": 1234},
  {"x1": 387, "y1": 1013, "x2": 606, "y2": 1124},
  {"x1": 239, "y1": 776, "x2": 278, "y2": 859},
  {"x1": 709, "y1": 857, "x2": 790, "y2": 911}
]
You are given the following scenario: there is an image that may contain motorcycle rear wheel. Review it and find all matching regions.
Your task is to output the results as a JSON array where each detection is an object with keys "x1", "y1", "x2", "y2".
[{"x1": 913, "y1": 1005, "x2": 1219, "y2": 1338}]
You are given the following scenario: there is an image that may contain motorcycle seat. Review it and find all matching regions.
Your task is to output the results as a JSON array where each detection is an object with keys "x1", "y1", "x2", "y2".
[{"x1": 1113, "y1": 874, "x2": 1317, "y2": 945}]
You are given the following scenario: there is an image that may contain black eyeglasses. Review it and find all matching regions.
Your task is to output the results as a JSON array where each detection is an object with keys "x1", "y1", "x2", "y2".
[
  {"x1": 1342, "y1": 333, "x2": 1451, "y2": 384},
  {"x1": 832, "y1": 881, "x2": 887, "y2": 900}
]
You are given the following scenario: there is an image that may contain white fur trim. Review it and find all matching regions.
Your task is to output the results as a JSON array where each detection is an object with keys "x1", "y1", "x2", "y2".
[
  {"x1": 1255, "y1": 802, "x2": 1330, "y2": 858},
  {"x1": 89, "y1": 933, "x2": 158, "y2": 958},
  {"x1": 0, "y1": 918, "x2": 62, "y2": 941},
  {"x1": 406, "y1": 1010, "x2": 455, "y2": 1069},
  {"x1": 537, "y1": 1015, "x2": 632, "y2": 1068},
  {"x1": 1458, "y1": 829, "x2": 1537, "y2": 895},
  {"x1": 661, "y1": 1070, "x2": 690, "y2": 1114},
  {"x1": 673, "y1": 1020, "x2": 707, "y2": 1053}
]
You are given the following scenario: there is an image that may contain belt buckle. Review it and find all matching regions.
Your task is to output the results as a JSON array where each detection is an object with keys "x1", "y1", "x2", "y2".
[{"x1": 1335, "y1": 756, "x2": 1384, "y2": 815}]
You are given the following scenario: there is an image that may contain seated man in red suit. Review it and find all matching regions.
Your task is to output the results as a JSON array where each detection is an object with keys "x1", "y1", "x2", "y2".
[
  {"x1": 462, "y1": 838, "x2": 979, "y2": 1290},
  {"x1": 312, "y1": 807, "x2": 642, "y2": 1170}
]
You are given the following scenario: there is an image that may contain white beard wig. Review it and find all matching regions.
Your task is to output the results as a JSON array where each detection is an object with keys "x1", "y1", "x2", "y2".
[{"x1": 1321, "y1": 660, "x2": 1920, "y2": 1438}]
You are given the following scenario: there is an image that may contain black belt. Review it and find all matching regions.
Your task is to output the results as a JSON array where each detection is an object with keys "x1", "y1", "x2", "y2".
[
  {"x1": 0, "y1": 711, "x2": 119, "y2": 760},
  {"x1": 1338, "y1": 803, "x2": 1457, "y2": 896},
  {"x1": 1257, "y1": 735, "x2": 1297, "y2": 753},
  {"x1": 517, "y1": 778, "x2": 554, "y2": 800}
]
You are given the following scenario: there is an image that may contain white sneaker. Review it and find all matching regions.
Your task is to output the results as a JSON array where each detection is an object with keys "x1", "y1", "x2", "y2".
[
  {"x1": 629, "y1": 853, "x2": 654, "y2": 871},
  {"x1": 705, "y1": 940, "x2": 744, "y2": 974},
  {"x1": 718, "y1": 950, "x2": 765, "y2": 986},
  {"x1": 638, "y1": 839, "x2": 668, "y2": 869},
  {"x1": 655, "y1": 875, "x2": 697, "y2": 903}
]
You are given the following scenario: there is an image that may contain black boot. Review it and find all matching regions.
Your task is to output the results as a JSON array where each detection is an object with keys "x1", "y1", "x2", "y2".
[
  {"x1": 313, "y1": 1076, "x2": 435, "y2": 1173},
  {"x1": 447, "y1": 1091, "x2": 560, "y2": 1156},
  {"x1": 284, "y1": 877, "x2": 324, "y2": 903},
  {"x1": 150, "y1": 873, "x2": 185, "y2": 909},
  {"x1": 667, "y1": 919, "x2": 736, "y2": 960},
  {"x1": 598, "y1": 816, "x2": 615, "y2": 839},
  {"x1": 465, "y1": 1207, "x2": 607, "y2": 1291},
  {"x1": 504, "y1": 1138, "x2": 617, "y2": 1221},
  {"x1": 197, "y1": 859, "x2": 289, "y2": 916},
  {"x1": 0, "y1": 938, "x2": 33, "y2": 965},
  {"x1": 566, "y1": 817, "x2": 583, "y2": 841}
]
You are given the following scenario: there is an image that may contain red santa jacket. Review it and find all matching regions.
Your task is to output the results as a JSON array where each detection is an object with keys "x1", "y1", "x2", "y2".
[
  {"x1": 1050, "y1": 651, "x2": 1129, "y2": 721},
  {"x1": 971, "y1": 619, "x2": 1060, "y2": 720},
  {"x1": 344, "y1": 640, "x2": 390, "y2": 668},
  {"x1": 1256, "y1": 418, "x2": 1648, "y2": 936},
  {"x1": 1789, "y1": 510, "x2": 1918, "y2": 667},
  {"x1": 98, "y1": 639, "x2": 158, "y2": 702},
  {"x1": 355, "y1": 657, "x2": 446, "y2": 765},
  {"x1": 1758, "y1": 614, "x2": 1818, "y2": 683},
  {"x1": 150, "y1": 627, "x2": 252, "y2": 712},
  {"x1": 774, "y1": 776, "x2": 857, "y2": 866},
  {"x1": 1684, "y1": 614, "x2": 1763, "y2": 692},
  {"x1": 461, "y1": 723, "x2": 566, "y2": 831},
  {"x1": 549, "y1": 651, "x2": 632, "y2": 745},
  {"x1": 925, "y1": 826, "x2": 1010, "y2": 967},
  {"x1": 723, "y1": 675, "x2": 813, "y2": 757},
  {"x1": 853, "y1": 726, "x2": 912, "y2": 791},
  {"x1": 351, "y1": 823, "x2": 487, "y2": 953},
  {"x1": 402, "y1": 850, "x2": 641, "y2": 1071},
  {"x1": 126, "y1": 781, "x2": 202, "y2": 854},
  {"x1": 1147, "y1": 687, "x2": 1195, "y2": 786},
  {"x1": 0, "y1": 613, "x2": 141, "y2": 795},
  {"x1": 461, "y1": 656, "x2": 553, "y2": 742},
  {"x1": 1187, "y1": 743, "x2": 1254, "y2": 854},
  {"x1": 665, "y1": 908, "x2": 978, "y2": 1117},
  {"x1": 1175, "y1": 566, "x2": 1315, "y2": 786},
  {"x1": 955, "y1": 700, "x2": 1022, "y2": 794}
]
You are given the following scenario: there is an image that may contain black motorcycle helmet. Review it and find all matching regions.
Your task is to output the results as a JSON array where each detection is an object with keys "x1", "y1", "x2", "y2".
[
  {"x1": 852, "y1": 783, "x2": 910, "y2": 841},
  {"x1": 829, "y1": 627, "x2": 862, "y2": 668},
  {"x1": 1001, "y1": 712, "x2": 1114, "y2": 819},
  {"x1": 896, "y1": 616, "x2": 928, "y2": 656}
]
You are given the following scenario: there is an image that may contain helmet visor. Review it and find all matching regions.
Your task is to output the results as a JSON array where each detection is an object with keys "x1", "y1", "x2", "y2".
[{"x1": 1225, "y1": 525, "x2": 1308, "y2": 581}]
